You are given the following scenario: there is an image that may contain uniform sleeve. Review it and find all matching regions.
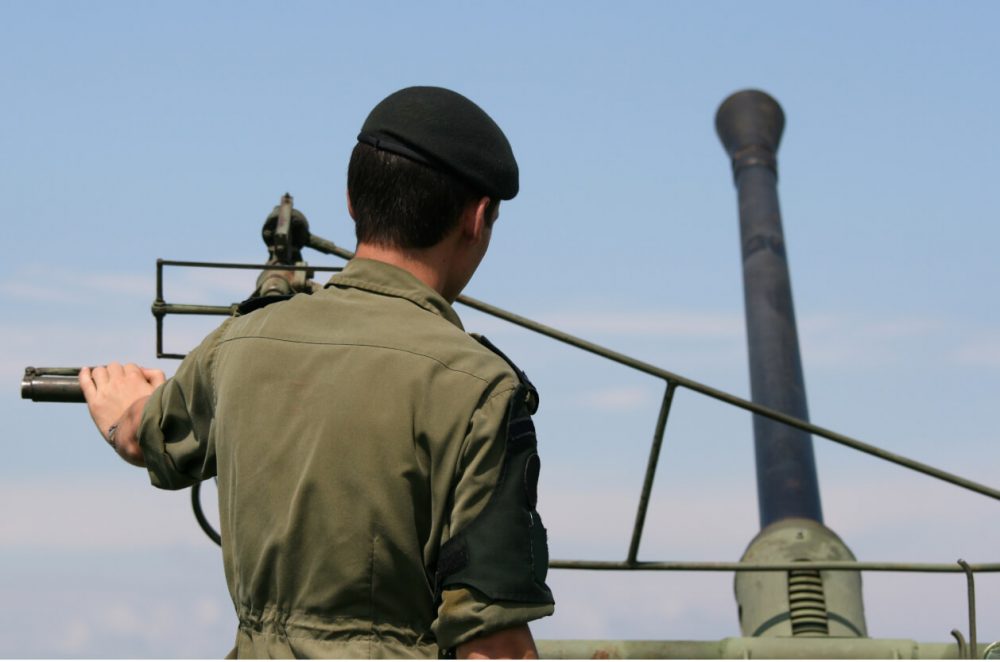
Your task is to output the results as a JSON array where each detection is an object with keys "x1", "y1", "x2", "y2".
[
  {"x1": 138, "y1": 319, "x2": 232, "y2": 490},
  {"x1": 432, "y1": 384, "x2": 555, "y2": 650}
]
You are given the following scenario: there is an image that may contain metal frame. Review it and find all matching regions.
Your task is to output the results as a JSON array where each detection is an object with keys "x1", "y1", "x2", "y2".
[{"x1": 153, "y1": 258, "x2": 342, "y2": 359}]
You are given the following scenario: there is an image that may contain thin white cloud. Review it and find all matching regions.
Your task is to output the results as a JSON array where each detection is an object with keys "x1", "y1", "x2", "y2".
[
  {"x1": 799, "y1": 313, "x2": 1000, "y2": 371},
  {"x1": 466, "y1": 306, "x2": 999, "y2": 374},
  {"x1": 4, "y1": 573, "x2": 234, "y2": 657},
  {"x1": 461, "y1": 306, "x2": 1000, "y2": 382},
  {"x1": 1, "y1": 264, "x2": 263, "y2": 306},
  {"x1": 0, "y1": 319, "x2": 163, "y2": 383},
  {"x1": 801, "y1": 313, "x2": 949, "y2": 339},
  {"x1": 519, "y1": 309, "x2": 971, "y2": 354},
  {"x1": 540, "y1": 473, "x2": 1000, "y2": 562},
  {"x1": 164, "y1": 266, "x2": 273, "y2": 304},
  {"x1": 0, "y1": 267, "x2": 154, "y2": 303},
  {"x1": 540, "y1": 311, "x2": 744, "y2": 338},
  {"x1": 950, "y1": 334, "x2": 1000, "y2": 367},
  {"x1": 0, "y1": 477, "x2": 209, "y2": 549},
  {"x1": 55, "y1": 619, "x2": 92, "y2": 655},
  {"x1": 577, "y1": 386, "x2": 654, "y2": 412}
]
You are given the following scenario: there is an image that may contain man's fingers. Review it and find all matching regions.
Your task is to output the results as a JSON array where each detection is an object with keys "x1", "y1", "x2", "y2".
[
  {"x1": 88, "y1": 363, "x2": 166, "y2": 393},
  {"x1": 141, "y1": 368, "x2": 167, "y2": 387},
  {"x1": 78, "y1": 366, "x2": 97, "y2": 400},
  {"x1": 91, "y1": 365, "x2": 108, "y2": 386},
  {"x1": 130, "y1": 364, "x2": 165, "y2": 388}
]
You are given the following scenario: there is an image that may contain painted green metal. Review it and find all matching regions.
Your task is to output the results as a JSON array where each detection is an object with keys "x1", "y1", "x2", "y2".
[
  {"x1": 735, "y1": 519, "x2": 866, "y2": 638},
  {"x1": 546, "y1": 559, "x2": 1000, "y2": 573},
  {"x1": 151, "y1": 258, "x2": 342, "y2": 359},
  {"x1": 627, "y1": 381, "x2": 677, "y2": 564},
  {"x1": 536, "y1": 638, "x2": 990, "y2": 659},
  {"x1": 152, "y1": 301, "x2": 236, "y2": 316},
  {"x1": 959, "y1": 560, "x2": 978, "y2": 658}
]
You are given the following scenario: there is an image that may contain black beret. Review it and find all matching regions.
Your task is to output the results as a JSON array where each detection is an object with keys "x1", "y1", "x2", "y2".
[{"x1": 358, "y1": 86, "x2": 519, "y2": 200}]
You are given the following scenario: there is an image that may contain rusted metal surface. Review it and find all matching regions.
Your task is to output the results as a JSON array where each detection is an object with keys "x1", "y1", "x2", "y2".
[
  {"x1": 537, "y1": 638, "x2": 985, "y2": 659},
  {"x1": 537, "y1": 639, "x2": 723, "y2": 659}
]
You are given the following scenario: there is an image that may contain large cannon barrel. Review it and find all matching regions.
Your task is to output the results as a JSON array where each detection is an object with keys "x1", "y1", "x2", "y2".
[
  {"x1": 718, "y1": 91, "x2": 866, "y2": 639},
  {"x1": 716, "y1": 90, "x2": 823, "y2": 528}
]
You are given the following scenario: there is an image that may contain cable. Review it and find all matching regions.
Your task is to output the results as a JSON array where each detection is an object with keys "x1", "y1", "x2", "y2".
[{"x1": 191, "y1": 481, "x2": 222, "y2": 546}]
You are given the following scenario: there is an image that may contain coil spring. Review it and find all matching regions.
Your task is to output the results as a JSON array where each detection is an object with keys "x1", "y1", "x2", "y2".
[{"x1": 788, "y1": 567, "x2": 829, "y2": 636}]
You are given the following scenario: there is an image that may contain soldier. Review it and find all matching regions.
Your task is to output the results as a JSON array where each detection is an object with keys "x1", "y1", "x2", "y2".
[{"x1": 79, "y1": 86, "x2": 555, "y2": 658}]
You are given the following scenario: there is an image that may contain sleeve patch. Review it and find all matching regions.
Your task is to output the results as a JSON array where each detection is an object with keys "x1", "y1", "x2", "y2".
[
  {"x1": 434, "y1": 387, "x2": 553, "y2": 606},
  {"x1": 437, "y1": 537, "x2": 470, "y2": 580},
  {"x1": 507, "y1": 417, "x2": 536, "y2": 450}
]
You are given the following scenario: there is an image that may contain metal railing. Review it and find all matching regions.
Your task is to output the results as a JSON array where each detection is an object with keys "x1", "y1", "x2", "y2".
[
  {"x1": 155, "y1": 234, "x2": 1000, "y2": 656},
  {"x1": 309, "y1": 236, "x2": 999, "y2": 656}
]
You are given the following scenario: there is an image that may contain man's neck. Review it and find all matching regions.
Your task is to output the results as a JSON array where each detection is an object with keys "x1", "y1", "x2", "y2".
[{"x1": 353, "y1": 242, "x2": 456, "y2": 301}]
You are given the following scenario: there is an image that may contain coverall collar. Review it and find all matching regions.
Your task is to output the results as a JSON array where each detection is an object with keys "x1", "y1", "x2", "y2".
[{"x1": 326, "y1": 257, "x2": 465, "y2": 330}]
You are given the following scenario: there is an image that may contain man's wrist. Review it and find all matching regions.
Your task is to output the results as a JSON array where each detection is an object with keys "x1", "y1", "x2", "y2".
[{"x1": 106, "y1": 422, "x2": 120, "y2": 448}]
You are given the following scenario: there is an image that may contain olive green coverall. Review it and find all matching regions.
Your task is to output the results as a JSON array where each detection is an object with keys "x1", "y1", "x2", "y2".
[{"x1": 138, "y1": 258, "x2": 554, "y2": 658}]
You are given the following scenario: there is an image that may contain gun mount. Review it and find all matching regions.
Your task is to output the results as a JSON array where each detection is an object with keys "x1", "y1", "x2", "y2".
[{"x1": 20, "y1": 94, "x2": 1000, "y2": 658}]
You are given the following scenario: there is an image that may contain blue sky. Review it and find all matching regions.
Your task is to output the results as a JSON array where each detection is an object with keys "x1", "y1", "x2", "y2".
[{"x1": 2, "y1": 1, "x2": 999, "y2": 656}]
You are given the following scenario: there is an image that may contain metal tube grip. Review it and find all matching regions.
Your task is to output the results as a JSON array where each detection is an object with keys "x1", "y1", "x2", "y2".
[{"x1": 21, "y1": 367, "x2": 85, "y2": 403}]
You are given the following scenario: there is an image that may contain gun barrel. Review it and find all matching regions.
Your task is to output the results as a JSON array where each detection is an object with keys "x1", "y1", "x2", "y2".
[
  {"x1": 21, "y1": 367, "x2": 85, "y2": 403},
  {"x1": 716, "y1": 90, "x2": 823, "y2": 528}
]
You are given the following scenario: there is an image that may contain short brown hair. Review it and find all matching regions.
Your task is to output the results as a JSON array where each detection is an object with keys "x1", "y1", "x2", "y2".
[{"x1": 348, "y1": 143, "x2": 485, "y2": 249}]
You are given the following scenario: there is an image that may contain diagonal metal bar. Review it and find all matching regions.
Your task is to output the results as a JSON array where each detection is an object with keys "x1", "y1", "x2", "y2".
[
  {"x1": 455, "y1": 293, "x2": 1000, "y2": 501},
  {"x1": 628, "y1": 381, "x2": 678, "y2": 564},
  {"x1": 305, "y1": 233, "x2": 1000, "y2": 502}
]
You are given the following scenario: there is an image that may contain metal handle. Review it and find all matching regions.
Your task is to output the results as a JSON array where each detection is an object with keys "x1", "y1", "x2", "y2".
[{"x1": 21, "y1": 367, "x2": 85, "y2": 403}]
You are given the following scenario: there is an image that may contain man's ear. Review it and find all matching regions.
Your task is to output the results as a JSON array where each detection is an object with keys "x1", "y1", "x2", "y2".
[{"x1": 461, "y1": 196, "x2": 493, "y2": 242}]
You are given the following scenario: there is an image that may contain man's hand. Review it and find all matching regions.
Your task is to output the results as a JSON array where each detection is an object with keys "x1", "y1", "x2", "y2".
[
  {"x1": 457, "y1": 624, "x2": 539, "y2": 659},
  {"x1": 79, "y1": 362, "x2": 166, "y2": 467}
]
